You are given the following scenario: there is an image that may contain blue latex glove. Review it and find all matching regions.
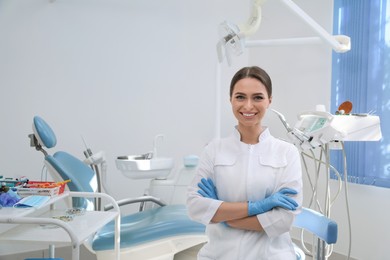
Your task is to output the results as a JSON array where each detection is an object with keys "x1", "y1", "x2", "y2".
[
  {"x1": 197, "y1": 178, "x2": 218, "y2": 199},
  {"x1": 248, "y1": 188, "x2": 298, "y2": 216},
  {"x1": 0, "y1": 189, "x2": 21, "y2": 207}
]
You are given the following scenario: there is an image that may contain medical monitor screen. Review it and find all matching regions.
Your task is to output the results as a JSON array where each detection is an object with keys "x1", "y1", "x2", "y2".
[{"x1": 297, "y1": 115, "x2": 328, "y2": 134}]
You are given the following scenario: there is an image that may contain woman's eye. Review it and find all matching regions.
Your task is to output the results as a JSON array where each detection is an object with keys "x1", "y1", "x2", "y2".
[
  {"x1": 254, "y1": 95, "x2": 264, "y2": 101},
  {"x1": 235, "y1": 95, "x2": 245, "y2": 100}
]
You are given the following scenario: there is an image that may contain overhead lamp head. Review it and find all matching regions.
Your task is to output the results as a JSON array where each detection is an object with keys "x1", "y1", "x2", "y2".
[{"x1": 216, "y1": 21, "x2": 244, "y2": 65}]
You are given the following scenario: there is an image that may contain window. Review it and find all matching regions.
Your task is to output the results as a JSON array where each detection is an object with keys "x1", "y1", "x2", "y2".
[{"x1": 331, "y1": 0, "x2": 390, "y2": 187}]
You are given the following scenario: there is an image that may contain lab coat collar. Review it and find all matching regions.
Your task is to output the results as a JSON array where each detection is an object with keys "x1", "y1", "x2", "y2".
[{"x1": 233, "y1": 126, "x2": 271, "y2": 144}]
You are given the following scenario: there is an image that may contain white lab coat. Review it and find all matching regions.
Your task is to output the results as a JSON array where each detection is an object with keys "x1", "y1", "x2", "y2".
[{"x1": 187, "y1": 127, "x2": 303, "y2": 260}]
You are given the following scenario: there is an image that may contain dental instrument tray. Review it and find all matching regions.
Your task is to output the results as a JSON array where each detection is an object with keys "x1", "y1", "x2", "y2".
[{"x1": 16, "y1": 180, "x2": 69, "y2": 197}]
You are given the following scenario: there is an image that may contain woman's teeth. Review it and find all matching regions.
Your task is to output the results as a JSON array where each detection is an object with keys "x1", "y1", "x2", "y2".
[{"x1": 243, "y1": 113, "x2": 255, "y2": 117}]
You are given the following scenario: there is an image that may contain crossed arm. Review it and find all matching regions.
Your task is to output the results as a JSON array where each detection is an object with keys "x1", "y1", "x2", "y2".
[
  {"x1": 212, "y1": 202, "x2": 263, "y2": 231},
  {"x1": 197, "y1": 178, "x2": 298, "y2": 232}
]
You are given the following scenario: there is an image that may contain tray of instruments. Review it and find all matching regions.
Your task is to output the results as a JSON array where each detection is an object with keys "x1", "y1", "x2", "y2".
[{"x1": 16, "y1": 180, "x2": 69, "y2": 197}]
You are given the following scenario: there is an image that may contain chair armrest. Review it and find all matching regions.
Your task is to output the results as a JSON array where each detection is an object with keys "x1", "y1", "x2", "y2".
[
  {"x1": 104, "y1": 195, "x2": 167, "y2": 211},
  {"x1": 293, "y1": 207, "x2": 338, "y2": 244}
]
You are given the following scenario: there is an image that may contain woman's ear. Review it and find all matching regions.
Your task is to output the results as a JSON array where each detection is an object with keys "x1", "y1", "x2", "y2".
[{"x1": 268, "y1": 96, "x2": 272, "y2": 107}]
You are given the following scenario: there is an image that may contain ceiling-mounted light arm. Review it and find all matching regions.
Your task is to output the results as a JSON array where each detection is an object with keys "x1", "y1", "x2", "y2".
[
  {"x1": 238, "y1": 0, "x2": 265, "y2": 37},
  {"x1": 216, "y1": 0, "x2": 266, "y2": 64},
  {"x1": 280, "y1": 0, "x2": 350, "y2": 53}
]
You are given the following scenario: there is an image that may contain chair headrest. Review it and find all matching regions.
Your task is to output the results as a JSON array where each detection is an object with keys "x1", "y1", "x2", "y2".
[{"x1": 33, "y1": 116, "x2": 57, "y2": 149}]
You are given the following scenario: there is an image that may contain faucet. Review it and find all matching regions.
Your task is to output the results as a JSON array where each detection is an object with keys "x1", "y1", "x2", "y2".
[
  {"x1": 142, "y1": 152, "x2": 153, "y2": 160},
  {"x1": 153, "y1": 134, "x2": 165, "y2": 158},
  {"x1": 141, "y1": 134, "x2": 165, "y2": 159}
]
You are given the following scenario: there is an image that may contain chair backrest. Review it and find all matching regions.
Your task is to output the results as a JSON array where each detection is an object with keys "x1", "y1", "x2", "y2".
[
  {"x1": 294, "y1": 207, "x2": 338, "y2": 244},
  {"x1": 46, "y1": 152, "x2": 97, "y2": 193},
  {"x1": 32, "y1": 116, "x2": 57, "y2": 149},
  {"x1": 31, "y1": 116, "x2": 98, "y2": 209}
]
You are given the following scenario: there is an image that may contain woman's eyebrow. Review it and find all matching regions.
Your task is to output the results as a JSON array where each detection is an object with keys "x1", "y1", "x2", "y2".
[
  {"x1": 249, "y1": 92, "x2": 265, "y2": 96},
  {"x1": 234, "y1": 92, "x2": 265, "y2": 96}
]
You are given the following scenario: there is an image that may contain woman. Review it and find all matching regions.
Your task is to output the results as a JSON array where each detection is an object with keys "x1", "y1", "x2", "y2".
[{"x1": 187, "y1": 66, "x2": 303, "y2": 260}]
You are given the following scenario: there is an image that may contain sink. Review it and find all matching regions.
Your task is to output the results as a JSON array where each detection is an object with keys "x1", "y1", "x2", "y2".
[{"x1": 116, "y1": 155, "x2": 174, "y2": 179}]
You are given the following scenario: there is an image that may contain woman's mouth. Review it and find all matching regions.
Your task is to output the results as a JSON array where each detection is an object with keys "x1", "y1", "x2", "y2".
[{"x1": 241, "y1": 112, "x2": 257, "y2": 118}]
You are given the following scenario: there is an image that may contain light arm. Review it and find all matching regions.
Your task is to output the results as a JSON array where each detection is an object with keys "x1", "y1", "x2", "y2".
[{"x1": 238, "y1": 0, "x2": 265, "y2": 37}]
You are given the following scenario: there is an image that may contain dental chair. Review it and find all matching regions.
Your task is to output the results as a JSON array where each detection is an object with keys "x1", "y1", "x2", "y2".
[
  {"x1": 29, "y1": 116, "x2": 337, "y2": 260},
  {"x1": 29, "y1": 116, "x2": 207, "y2": 260}
]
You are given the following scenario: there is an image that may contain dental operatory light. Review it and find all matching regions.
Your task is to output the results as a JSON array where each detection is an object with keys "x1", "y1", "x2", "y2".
[{"x1": 216, "y1": 0, "x2": 351, "y2": 65}]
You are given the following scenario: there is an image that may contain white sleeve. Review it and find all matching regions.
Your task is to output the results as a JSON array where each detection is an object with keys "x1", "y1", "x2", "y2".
[
  {"x1": 186, "y1": 142, "x2": 223, "y2": 225},
  {"x1": 258, "y1": 144, "x2": 303, "y2": 237}
]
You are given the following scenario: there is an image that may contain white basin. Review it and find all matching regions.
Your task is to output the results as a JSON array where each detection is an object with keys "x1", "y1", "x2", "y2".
[{"x1": 116, "y1": 155, "x2": 174, "y2": 180}]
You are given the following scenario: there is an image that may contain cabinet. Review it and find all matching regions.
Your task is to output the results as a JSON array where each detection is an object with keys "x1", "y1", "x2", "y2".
[{"x1": 0, "y1": 192, "x2": 120, "y2": 260}]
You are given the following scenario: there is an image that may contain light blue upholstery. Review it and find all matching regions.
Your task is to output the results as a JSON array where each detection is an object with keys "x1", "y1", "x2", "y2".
[
  {"x1": 43, "y1": 155, "x2": 205, "y2": 251},
  {"x1": 92, "y1": 204, "x2": 205, "y2": 251},
  {"x1": 45, "y1": 152, "x2": 96, "y2": 208},
  {"x1": 24, "y1": 258, "x2": 64, "y2": 260},
  {"x1": 33, "y1": 116, "x2": 57, "y2": 148},
  {"x1": 46, "y1": 152, "x2": 95, "y2": 193},
  {"x1": 294, "y1": 208, "x2": 338, "y2": 244},
  {"x1": 25, "y1": 258, "x2": 64, "y2": 260},
  {"x1": 293, "y1": 207, "x2": 338, "y2": 260}
]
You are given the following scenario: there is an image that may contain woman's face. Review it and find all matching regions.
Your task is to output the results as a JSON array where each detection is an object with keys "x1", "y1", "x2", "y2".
[{"x1": 230, "y1": 77, "x2": 272, "y2": 128}]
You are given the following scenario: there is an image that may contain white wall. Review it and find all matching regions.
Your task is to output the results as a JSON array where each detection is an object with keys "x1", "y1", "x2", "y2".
[
  {"x1": 0, "y1": 0, "x2": 248, "y2": 207},
  {"x1": 0, "y1": 1, "x2": 389, "y2": 259}
]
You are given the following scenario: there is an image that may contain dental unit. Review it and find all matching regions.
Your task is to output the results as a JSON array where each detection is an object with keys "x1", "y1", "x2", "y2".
[{"x1": 272, "y1": 102, "x2": 382, "y2": 259}]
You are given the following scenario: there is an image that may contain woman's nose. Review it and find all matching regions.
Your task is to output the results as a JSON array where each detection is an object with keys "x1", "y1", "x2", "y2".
[{"x1": 244, "y1": 99, "x2": 254, "y2": 109}]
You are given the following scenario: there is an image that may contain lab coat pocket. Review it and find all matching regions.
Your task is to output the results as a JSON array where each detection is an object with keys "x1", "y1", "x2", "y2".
[
  {"x1": 213, "y1": 154, "x2": 240, "y2": 197},
  {"x1": 258, "y1": 154, "x2": 287, "y2": 169},
  {"x1": 214, "y1": 154, "x2": 238, "y2": 175},
  {"x1": 214, "y1": 154, "x2": 238, "y2": 176},
  {"x1": 214, "y1": 153, "x2": 237, "y2": 166}
]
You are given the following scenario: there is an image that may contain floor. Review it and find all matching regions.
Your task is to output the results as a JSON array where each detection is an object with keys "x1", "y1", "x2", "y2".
[
  {"x1": 1, "y1": 242, "x2": 319, "y2": 260},
  {"x1": 173, "y1": 244, "x2": 315, "y2": 260},
  {"x1": 1, "y1": 244, "x2": 204, "y2": 260}
]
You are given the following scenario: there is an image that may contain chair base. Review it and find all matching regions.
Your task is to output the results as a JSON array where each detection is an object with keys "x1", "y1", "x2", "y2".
[
  {"x1": 95, "y1": 234, "x2": 207, "y2": 260},
  {"x1": 294, "y1": 244, "x2": 306, "y2": 260}
]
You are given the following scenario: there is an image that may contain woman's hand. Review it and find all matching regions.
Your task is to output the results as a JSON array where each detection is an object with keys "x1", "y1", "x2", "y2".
[
  {"x1": 198, "y1": 178, "x2": 233, "y2": 227},
  {"x1": 248, "y1": 188, "x2": 298, "y2": 216},
  {"x1": 197, "y1": 178, "x2": 218, "y2": 200}
]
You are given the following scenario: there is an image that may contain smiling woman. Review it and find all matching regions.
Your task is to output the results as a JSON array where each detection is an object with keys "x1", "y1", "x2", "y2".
[
  {"x1": 229, "y1": 67, "x2": 273, "y2": 144},
  {"x1": 187, "y1": 66, "x2": 303, "y2": 260}
]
